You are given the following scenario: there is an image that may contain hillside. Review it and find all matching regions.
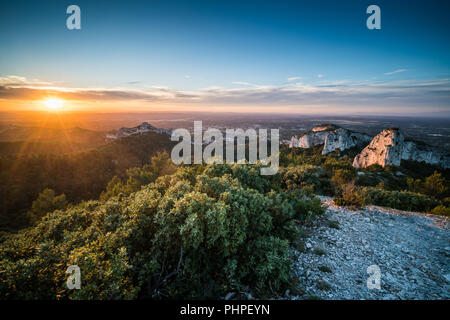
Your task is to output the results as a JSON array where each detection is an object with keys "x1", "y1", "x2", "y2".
[
  {"x1": 0, "y1": 130, "x2": 175, "y2": 230},
  {"x1": 0, "y1": 125, "x2": 108, "y2": 156},
  {"x1": 0, "y1": 131, "x2": 449, "y2": 300}
]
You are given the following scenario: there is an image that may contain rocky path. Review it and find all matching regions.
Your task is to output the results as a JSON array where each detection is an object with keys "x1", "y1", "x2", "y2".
[{"x1": 293, "y1": 196, "x2": 450, "y2": 300}]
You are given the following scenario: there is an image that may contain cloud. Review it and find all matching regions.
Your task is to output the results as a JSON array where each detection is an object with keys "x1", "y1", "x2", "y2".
[
  {"x1": 184, "y1": 75, "x2": 191, "y2": 79},
  {"x1": 0, "y1": 75, "x2": 53, "y2": 87},
  {"x1": 287, "y1": 77, "x2": 302, "y2": 82},
  {"x1": 317, "y1": 74, "x2": 324, "y2": 79},
  {"x1": 384, "y1": 69, "x2": 408, "y2": 75},
  {"x1": 1, "y1": 75, "x2": 449, "y2": 110}
]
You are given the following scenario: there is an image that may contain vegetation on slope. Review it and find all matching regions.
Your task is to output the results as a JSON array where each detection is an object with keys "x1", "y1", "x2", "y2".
[
  {"x1": 0, "y1": 162, "x2": 324, "y2": 299},
  {"x1": 0, "y1": 132, "x2": 175, "y2": 231}
]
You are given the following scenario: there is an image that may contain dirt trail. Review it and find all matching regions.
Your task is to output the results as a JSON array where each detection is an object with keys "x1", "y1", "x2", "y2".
[{"x1": 293, "y1": 196, "x2": 450, "y2": 300}]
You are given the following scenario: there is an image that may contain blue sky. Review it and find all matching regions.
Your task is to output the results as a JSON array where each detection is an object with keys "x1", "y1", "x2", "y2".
[{"x1": 0, "y1": 0, "x2": 449, "y2": 113}]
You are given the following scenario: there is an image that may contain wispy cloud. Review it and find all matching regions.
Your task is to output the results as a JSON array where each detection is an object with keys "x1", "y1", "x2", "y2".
[
  {"x1": 317, "y1": 74, "x2": 324, "y2": 79},
  {"x1": 1, "y1": 75, "x2": 449, "y2": 110},
  {"x1": 287, "y1": 76, "x2": 302, "y2": 82},
  {"x1": 384, "y1": 69, "x2": 408, "y2": 75},
  {"x1": 0, "y1": 75, "x2": 53, "y2": 87}
]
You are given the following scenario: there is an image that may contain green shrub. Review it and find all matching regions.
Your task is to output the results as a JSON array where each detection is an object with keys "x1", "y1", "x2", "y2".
[
  {"x1": 318, "y1": 265, "x2": 332, "y2": 273},
  {"x1": 331, "y1": 169, "x2": 356, "y2": 187},
  {"x1": 0, "y1": 164, "x2": 308, "y2": 299},
  {"x1": 334, "y1": 184, "x2": 367, "y2": 209},
  {"x1": 431, "y1": 205, "x2": 450, "y2": 217},
  {"x1": 364, "y1": 187, "x2": 439, "y2": 212},
  {"x1": 286, "y1": 190, "x2": 326, "y2": 224},
  {"x1": 407, "y1": 171, "x2": 448, "y2": 199},
  {"x1": 27, "y1": 188, "x2": 67, "y2": 225},
  {"x1": 280, "y1": 165, "x2": 331, "y2": 195}
]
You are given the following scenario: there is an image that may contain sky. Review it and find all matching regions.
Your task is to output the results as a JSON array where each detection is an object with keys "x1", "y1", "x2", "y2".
[{"x1": 0, "y1": 0, "x2": 449, "y2": 114}]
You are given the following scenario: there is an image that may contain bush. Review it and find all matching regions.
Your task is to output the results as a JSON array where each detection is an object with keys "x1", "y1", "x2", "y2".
[
  {"x1": 286, "y1": 190, "x2": 326, "y2": 224},
  {"x1": 431, "y1": 205, "x2": 450, "y2": 217},
  {"x1": 0, "y1": 164, "x2": 308, "y2": 299},
  {"x1": 280, "y1": 165, "x2": 331, "y2": 195},
  {"x1": 407, "y1": 171, "x2": 448, "y2": 199},
  {"x1": 331, "y1": 169, "x2": 356, "y2": 187},
  {"x1": 334, "y1": 183, "x2": 367, "y2": 209},
  {"x1": 27, "y1": 188, "x2": 67, "y2": 225},
  {"x1": 364, "y1": 187, "x2": 439, "y2": 212}
]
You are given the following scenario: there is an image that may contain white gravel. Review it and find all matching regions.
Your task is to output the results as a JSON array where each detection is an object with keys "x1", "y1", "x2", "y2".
[{"x1": 293, "y1": 196, "x2": 450, "y2": 300}]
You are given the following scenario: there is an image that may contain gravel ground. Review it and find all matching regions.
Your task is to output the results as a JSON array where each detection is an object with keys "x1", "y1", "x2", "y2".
[{"x1": 292, "y1": 196, "x2": 450, "y2": 300}]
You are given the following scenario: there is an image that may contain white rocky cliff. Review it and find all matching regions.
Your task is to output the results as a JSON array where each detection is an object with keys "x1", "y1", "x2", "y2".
[
  {"x1": 289, "y1": 124, "x2": 338, "y2": 148},
  {"x1": 353, "y1": 128, "x2": 450, "y2": 169},
  {"x1": 353, "y1": 128, "x2": 404, "y2": 168},
  {"x1": 289, "y1": 125, "x2": 449, "y2": 169},
  {"x1": 289, "y1": 124, "x2": 371, "y2": 155},
  {"x1": 322, "y1": 128, "x2": 371, "y2": 155}
]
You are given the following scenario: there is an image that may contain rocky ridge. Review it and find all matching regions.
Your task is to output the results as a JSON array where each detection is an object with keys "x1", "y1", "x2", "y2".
[
  {"x1": 322, "y1": 128, "x2": 371, "y2": 155},
  {"x1": 352, "y1": 128, "x2": 450, "y2": 169},
  {"x1": 289, "y1": 124, "x2": 450, "y2": 169},
  {"x1": 106, "y1": 122, "x2": 171, "y2": 139},
  {"x1": 289, "y1": 124, "x2": 371, "y2": 155}
]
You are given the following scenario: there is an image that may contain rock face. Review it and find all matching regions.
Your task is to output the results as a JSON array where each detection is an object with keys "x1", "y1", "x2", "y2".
[
  {"x1": 402, "y1": 141, "x2": 450, "y2": 168},
  {"x1": 322, "y1": 128, "x2": 372, "y2": 155},
  {"x1": 353, "y1": 128, "x2": 450, "y2": 169},
  {"x1": 290, "y1": 124, "x2": 337, "y2": 148},
  {"x1": 353, "y1": 128, "x2": 404, "y2": 168},
  {"x1": 289, "y1": 124, "x2": 371, "y2": 155},
  {"x1": 106, "y1": 122, "x2": 171, "y2": 139}
]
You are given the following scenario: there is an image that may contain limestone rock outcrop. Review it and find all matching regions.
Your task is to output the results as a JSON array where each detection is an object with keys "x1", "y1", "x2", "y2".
[
  {"x1": 352, "y1": 128, "x2": 450, "y2": 169},
  {"x1": 322, "y1": 128, "x2": 371, "y2": 155},
  {"x1": 401, "y1": 140, "x2": 450, "y2": 168},
  {"x1": 289, "y1": 124, "x2": 371, "y2": 155},
  {"x1": 353, "y1": 128, "x2": 404, "y2": 168},
  {"x1": 289, "y1": 124, "x2": 337, "y2": 148},
  {"x1": 106, "y1": 122, "x2": 171, "y2": 139}
]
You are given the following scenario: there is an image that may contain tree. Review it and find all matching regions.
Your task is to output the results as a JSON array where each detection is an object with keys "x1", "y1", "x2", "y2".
[
  {"x1": 28, "y1": 188, "x2": 67, "y2": 224},
  {"x1": 424, "y1": 171, "x2": 447, "y2": 198},
  {"x1": 99, "y1": 176, "x2": 126, "y2": 201},
  {"x1": 407, "y1": 171, "x2": 448, "y2": 199}
]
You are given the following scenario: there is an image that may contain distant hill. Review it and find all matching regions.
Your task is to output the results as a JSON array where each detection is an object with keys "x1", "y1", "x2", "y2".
[
  {"x1": 0, "y1": 129, "x2": 175, "y2": 231},
  {"x1": 0, "y1": 125, "x2": 108, "y2": 156}
]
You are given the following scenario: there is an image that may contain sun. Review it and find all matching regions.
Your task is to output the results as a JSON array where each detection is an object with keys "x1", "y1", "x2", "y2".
[{"x1": 44, "y1": 98, "x2": 64, "y2": 110}]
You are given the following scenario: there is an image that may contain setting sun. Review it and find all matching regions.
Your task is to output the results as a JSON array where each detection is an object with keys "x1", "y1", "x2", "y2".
[{"x1": 44, "y1": 98, "x2": 64, "y2": 110}]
